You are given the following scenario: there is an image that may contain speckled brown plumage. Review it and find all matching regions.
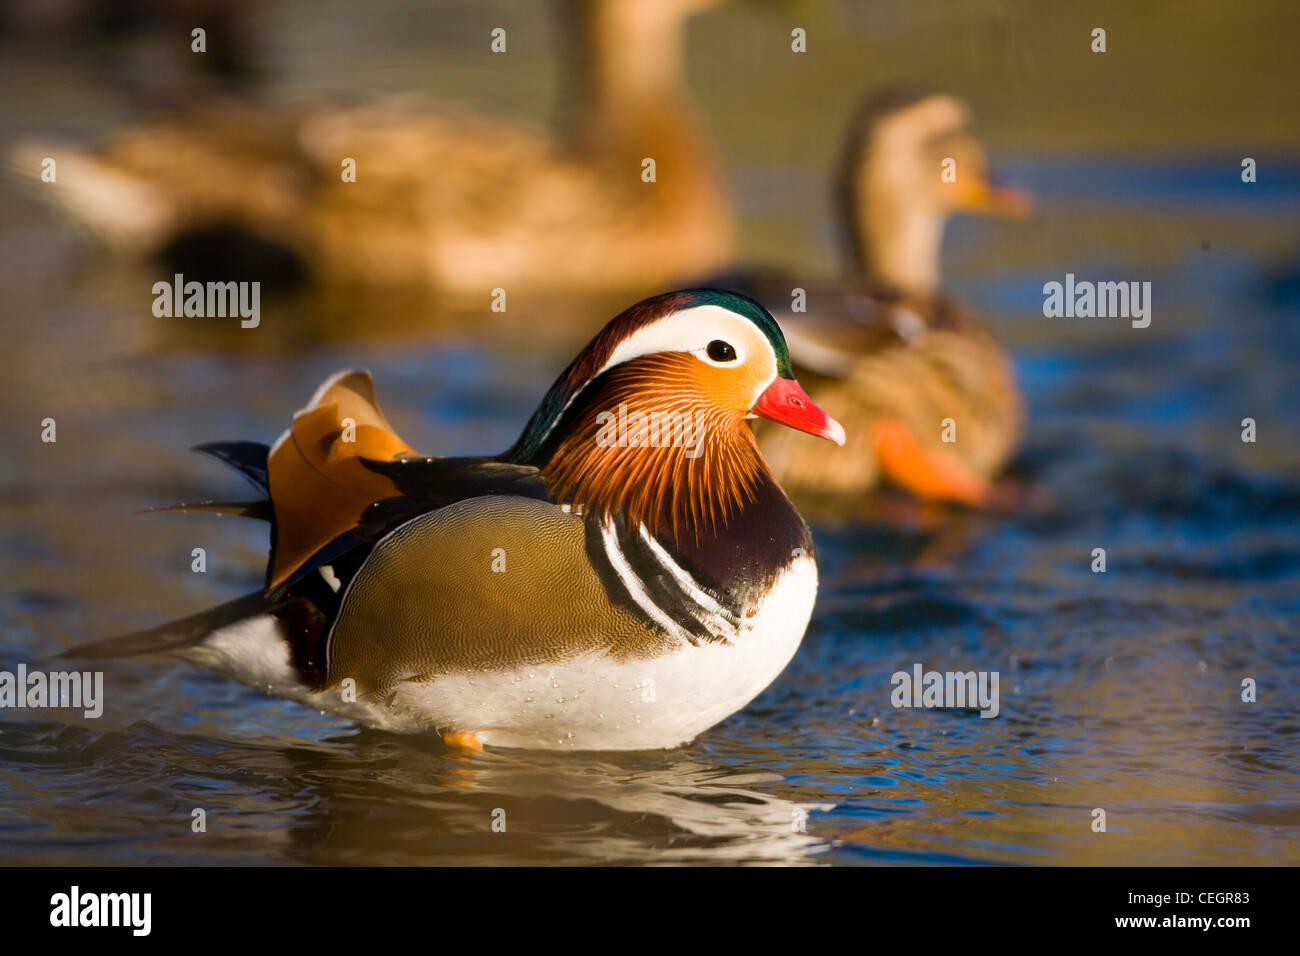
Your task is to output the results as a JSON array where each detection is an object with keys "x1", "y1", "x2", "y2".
[
  {"x1": 712, "y1": 89, "x2": 1030, "y2": 507},
  {"x1": 12, "y1": 0, "x2": 732, "y2": 294}
]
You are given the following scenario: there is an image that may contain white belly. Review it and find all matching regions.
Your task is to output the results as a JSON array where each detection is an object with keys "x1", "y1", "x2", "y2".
[
  {"x1": 401, "y1": 554, "x2": 818, "y2": 749},
  {"x1": 185, "y1": 556, "x2": 817, "y2": 751}
]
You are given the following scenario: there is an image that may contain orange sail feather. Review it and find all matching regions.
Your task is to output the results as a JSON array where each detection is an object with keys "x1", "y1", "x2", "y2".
[{"x1": 266, "y1": 370, "x2": 414, "y2": 591}]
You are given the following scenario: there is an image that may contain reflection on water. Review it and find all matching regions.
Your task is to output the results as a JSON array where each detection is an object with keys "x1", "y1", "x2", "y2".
[
  {"x1": 1, "y1": 0, "x2": 1299, "y2": 865},
  {"x1": 0, "y1": 719, "x2": 835, "y2": 865}
]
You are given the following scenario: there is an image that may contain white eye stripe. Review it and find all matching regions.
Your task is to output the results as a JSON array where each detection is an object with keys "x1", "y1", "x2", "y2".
[
  {"x1": 529, "y1": 304, "x2": 779, "y2": 450},
  {"x1": 598, "y1": 305, "x2": 768, "y2": 378}
]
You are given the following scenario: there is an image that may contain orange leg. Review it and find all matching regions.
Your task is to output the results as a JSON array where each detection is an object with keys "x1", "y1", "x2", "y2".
[
  {"x1": 442, "y1": 730, "x2": 484, "y2": 752},
  {"x1": 870, "y1": 419, "x2": 991, "y2": 508}
]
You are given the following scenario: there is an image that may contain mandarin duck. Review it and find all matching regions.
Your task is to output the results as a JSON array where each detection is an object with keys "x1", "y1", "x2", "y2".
[
  {"x1": 715, "y1": 89, "x2": 1032, "y2": 508},
  {"x1": 9, "y1": 0, "x2": 731, "y2": 294},
  {"x1": 65, "y1": 290, "x2": 844, "y2": 751}
]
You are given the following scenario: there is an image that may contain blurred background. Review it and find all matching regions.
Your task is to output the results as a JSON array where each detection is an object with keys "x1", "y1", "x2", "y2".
[{"x1": 0, "y1": 0, "x2": 1297, "y2": 865}]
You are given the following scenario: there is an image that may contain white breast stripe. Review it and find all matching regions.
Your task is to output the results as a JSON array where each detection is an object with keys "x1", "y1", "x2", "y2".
[
  {"x1": 637, "y1": 524, "x2": 734, "y2": 622},
  {"x1": 599, "y1": 518, "x2": 694, "y2": 644},
  {"x1": 319, "y1": 564, "x2": 342, "y2": 593}
]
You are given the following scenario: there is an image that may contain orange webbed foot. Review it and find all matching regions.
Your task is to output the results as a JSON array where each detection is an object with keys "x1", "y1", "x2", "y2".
[
  {"x1": 869, "y1": 419, "x2": 992, "y2": 508},
  {"x1": 442, "y1": 730, "x2": 484, "y2": 752}
]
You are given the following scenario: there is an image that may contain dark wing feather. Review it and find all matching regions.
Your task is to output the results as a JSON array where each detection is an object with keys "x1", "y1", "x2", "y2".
[
  {"x1": 193, "y1": 441, "x2": 271, "y2": 492},
  {"x1": 360, "y1": 455, "x2": 548, "y2": 505}
]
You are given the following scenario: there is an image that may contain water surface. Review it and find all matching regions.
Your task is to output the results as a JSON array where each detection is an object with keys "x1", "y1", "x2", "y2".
[{"x1": 1, "y1": 0, "x2": 1297, "y2": 865}]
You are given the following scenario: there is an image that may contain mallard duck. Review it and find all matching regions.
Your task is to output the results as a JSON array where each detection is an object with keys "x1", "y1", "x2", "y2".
[
  {"x1": 10, "y1": 0, "x2": 731, "y2": 293},
  {"x1": 64, "y1": 289, "x2": 845, "y2": 751},
  {"x1": 717, "y1": 89, "x2": 1031, "y2": 507}
]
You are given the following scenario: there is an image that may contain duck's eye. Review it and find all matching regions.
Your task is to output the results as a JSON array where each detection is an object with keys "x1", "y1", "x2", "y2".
[{"x1": 706, "y1": 340, "x2": 738, "y2": 362}]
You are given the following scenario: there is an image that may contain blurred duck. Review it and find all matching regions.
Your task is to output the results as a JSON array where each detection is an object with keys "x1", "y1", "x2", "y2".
[
  {"x1": 718, "y1": 89, "x2": 1032, "y2": 508},
  {"x1": 64, "y1": 290, "x2": 845, "y2": 751},
  {"x1": 9, "y1": 0, "x2": 731, "y2": 293}
]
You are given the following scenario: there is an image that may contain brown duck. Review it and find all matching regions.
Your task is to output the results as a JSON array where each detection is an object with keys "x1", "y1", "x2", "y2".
[
  {"x1": 716, "y1": 89, "x2": 1032, "y2": 507},
  {"x1": 10, "y1": 0, "x2": 732, "y2": 294}
]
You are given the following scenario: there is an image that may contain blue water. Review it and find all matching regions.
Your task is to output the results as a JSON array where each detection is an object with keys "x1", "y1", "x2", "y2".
[{"x1": 1, "y1": 0, "x2": 1298, "y2": 864}]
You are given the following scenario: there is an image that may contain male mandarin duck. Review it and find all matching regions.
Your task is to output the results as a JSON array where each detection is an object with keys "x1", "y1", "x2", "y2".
[
  {"x1": 66, "y1": 290, "x2": 845, "y2": 751},
  {"x1": 716, "y1": 89, "x2": 1032, "y2": 508},
  {"x1": 9, "y1": 0, "x2": 731, "y2": 293}
]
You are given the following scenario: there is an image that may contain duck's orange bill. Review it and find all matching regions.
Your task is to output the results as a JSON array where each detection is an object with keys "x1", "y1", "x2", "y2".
[
  {"x1": 754, "y1": 377, "x2": 846, "y2": 446},
  {"x1": 963, "y1": 177, "x2": 1035, "y2": 221}
]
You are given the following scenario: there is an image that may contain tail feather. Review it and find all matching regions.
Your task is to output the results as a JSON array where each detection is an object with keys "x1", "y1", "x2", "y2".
[
  {"x1": 138, "y1": 500, "x2": 273, "y2": 520},
  {"x1": 193, "y1": 441, "x2": 271, "y2": 493},
  {"x1": 60, "y1": 591, "x2": 274, "y2": 660}
]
